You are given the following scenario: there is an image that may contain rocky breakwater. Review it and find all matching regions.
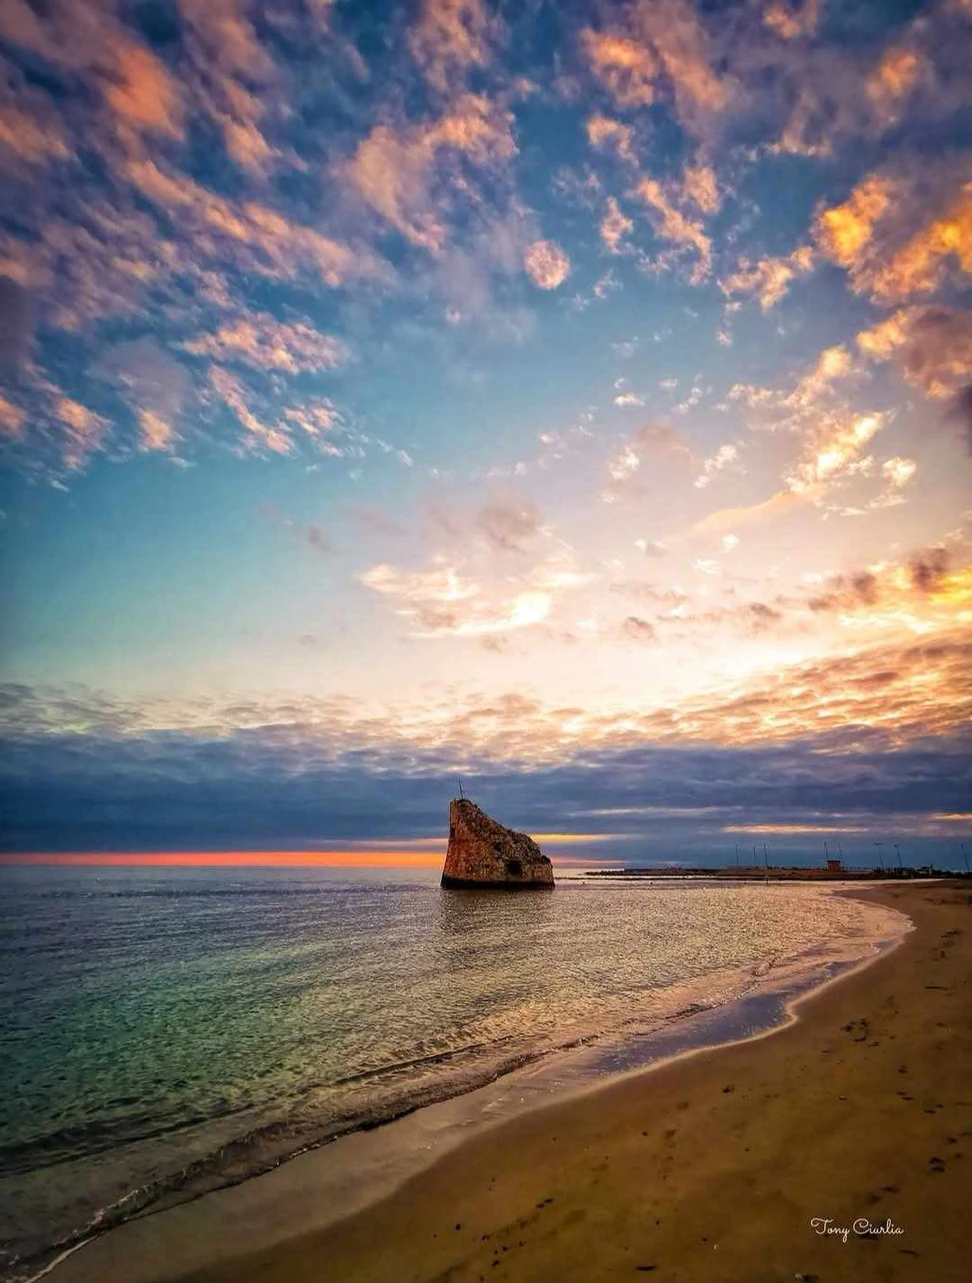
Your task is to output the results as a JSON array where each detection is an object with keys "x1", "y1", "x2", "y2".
[{"x1": 441, "y1": 798, "x2": 554, "y2": 889}]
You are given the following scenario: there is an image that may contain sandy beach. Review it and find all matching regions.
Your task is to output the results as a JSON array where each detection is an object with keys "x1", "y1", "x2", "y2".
[{"x1": 49, "y1": 880, "x2": 970, "y2": 1283}]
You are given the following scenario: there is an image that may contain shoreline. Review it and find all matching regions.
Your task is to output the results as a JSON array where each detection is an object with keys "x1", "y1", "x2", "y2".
[{"x1": 38, "y1": 881, "x2": 925, "y2": 1283}]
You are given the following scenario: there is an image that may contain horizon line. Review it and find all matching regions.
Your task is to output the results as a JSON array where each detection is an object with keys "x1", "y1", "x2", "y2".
[{"x1": 0, "y1": 850, "x2": 610, "y2": 868}]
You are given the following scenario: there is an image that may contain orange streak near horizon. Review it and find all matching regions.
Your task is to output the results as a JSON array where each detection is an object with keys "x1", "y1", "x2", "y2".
[{"x1": 1, "y1": 850, "x2": 445, "y2": 868}]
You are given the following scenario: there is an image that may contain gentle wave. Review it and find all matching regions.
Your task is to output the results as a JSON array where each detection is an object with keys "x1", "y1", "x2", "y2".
[{"x1": 3, "y1": 982, "x2": 731, "y2": 1282}]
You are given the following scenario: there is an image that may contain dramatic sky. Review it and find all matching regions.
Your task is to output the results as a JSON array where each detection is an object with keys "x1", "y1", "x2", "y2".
[{"x1": 1, "y1": 0, "x2": 971, "y2": 865}]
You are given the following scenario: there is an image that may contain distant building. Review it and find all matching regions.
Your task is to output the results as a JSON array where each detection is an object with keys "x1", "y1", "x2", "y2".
[{"x1": 827, "y1": 858, "x2": 843, "y2": 872}]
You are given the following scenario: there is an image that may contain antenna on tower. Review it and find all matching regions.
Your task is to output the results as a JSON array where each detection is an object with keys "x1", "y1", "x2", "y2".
[{"x1": 457, "y1": 776, "x2": 465, "y2": 801}]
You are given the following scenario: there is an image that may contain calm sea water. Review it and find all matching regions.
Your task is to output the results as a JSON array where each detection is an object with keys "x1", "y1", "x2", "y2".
[{"x1": 0, "y1": 865, "x2": 890, "y2": 1280}]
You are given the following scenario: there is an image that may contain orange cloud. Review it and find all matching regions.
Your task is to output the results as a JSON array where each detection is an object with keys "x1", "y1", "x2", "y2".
[
  {"x1": 219, "y1": 102, "x2": 274, "y2": 172},
  {"x1": 581, "y1": 30, "x2": 658, "y2": 107},
  {"x1": 868, "y1": 183, "x2": 972, "y2": 302},
  {"x1": 0, "y1": 393, "x2": 25, "y2": 437},
  {"x1": 56, "y1": 395, "x2": 108, "y2": 470},
  {"x1": 7, "y1": 621, "x2": 969, "y2": 760},
  {"x1": 208, "y1": 367, "x2": 293, "y2": 455},
  {"x1": 586, "y1": 113, "x2": 637, "y2": 163},
  {"x1": 762, "y1": 0, "x2": 821, "y2": 40},
  {"x1": 347, "y1": 95, "x2": 516, "y2": 252},
  {"x1": 93, "y1": 337, "x2": 192, "y2": 448},
  {"x1": 582, "y1": 0, "x2": 729, "y2": 132},
  {"x1": 728, "y1": 343, "x2": 856, "y2": 427},
  {"x1": 668, "y1": 632, "x2": 971, "y2": 749},
  {"x1": 692, "y1": 488, "x2": 803, "y2": 535},
  {"x1": 788, "y1": 345, "x2": 854, "y2": 408},
  {"x1": 408, "y1": 0, "x2": 497, "y2": 92},
  {"x1": 0, "y1": 104, "x2": 71, "y2": 164},
  {"x1": 0, "y1": 200, "x2": 184, "y2": 335},
  {"x1": 694, "y1": 442, "x2": 739, "y2": 489},
  {"x1": 183, "y1": 314, "x2": 348, "y2": 373},
  {"x1": 633, "y1": 176, "x2": 712, "y2": 282},
  {"x1": 857, "y1": 305, "x2": 972, "y2": 400},
  {"x1": 128, "y1": 159, "x2": 385, "y2": 285},
  {"x1": 103, "y1": 42, "x2": 184, "y2": 144},
  {"x1": 137, "y1": 409, "x2": 176, "y2": 452},
  {"x1": 360, "y1": 542, "x2": 589, "y2": 639},
  {"x1": 361, "y1": 559, "x2": 553, "y2": 637},
  {"x1": 178, "y1": 0, "x2": 275, "y2": 78},
  {"x1": 600, "y1": 197, "x2": 634, "y2": 254},
  {"x1": 721, "y1": 245, "x2": 814, "y2": 309},
  {"x1": 524, "y1": 239, "x2": 571, "y2": 289},
  {"x1": 814, "y1": 174, "x2": 896, "y2": 269},
  {"x1": 786, "y1": 411, "x2": 886, "y2": 496},
  {"x1": 815, "y1": 169, "x2": 972, "y2": 304},
  {"x1": 178, "y1": 0, "x2": 281, "y2": 172},
  {"x1": 866, "y1": 46, "x2": 928, "y2": 117},
  {"x1": 805, "y1": 548, "x2": 968, "y2": 620},
  {"x1": 282, "y1": 401, "x2": 343, "y2": 445},
  {"x1": 680, "y1": 162, "x2": 719, "y2": 213}
]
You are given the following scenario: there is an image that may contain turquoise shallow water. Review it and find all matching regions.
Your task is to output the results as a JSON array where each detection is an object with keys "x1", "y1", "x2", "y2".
[{"x1": 0, "y1": 865, "x2": 889, "y2": 1280}]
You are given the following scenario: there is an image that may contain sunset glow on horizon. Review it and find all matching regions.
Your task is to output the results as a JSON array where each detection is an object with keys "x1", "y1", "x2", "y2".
[{"x1": 0, "y1": 850, "x2": 446, "y2": 868}]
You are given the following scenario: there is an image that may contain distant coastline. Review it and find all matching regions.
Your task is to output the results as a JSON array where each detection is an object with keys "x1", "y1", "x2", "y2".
[{"x1": 579, "y1": 866, "x2": 964, "y2": 882}]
